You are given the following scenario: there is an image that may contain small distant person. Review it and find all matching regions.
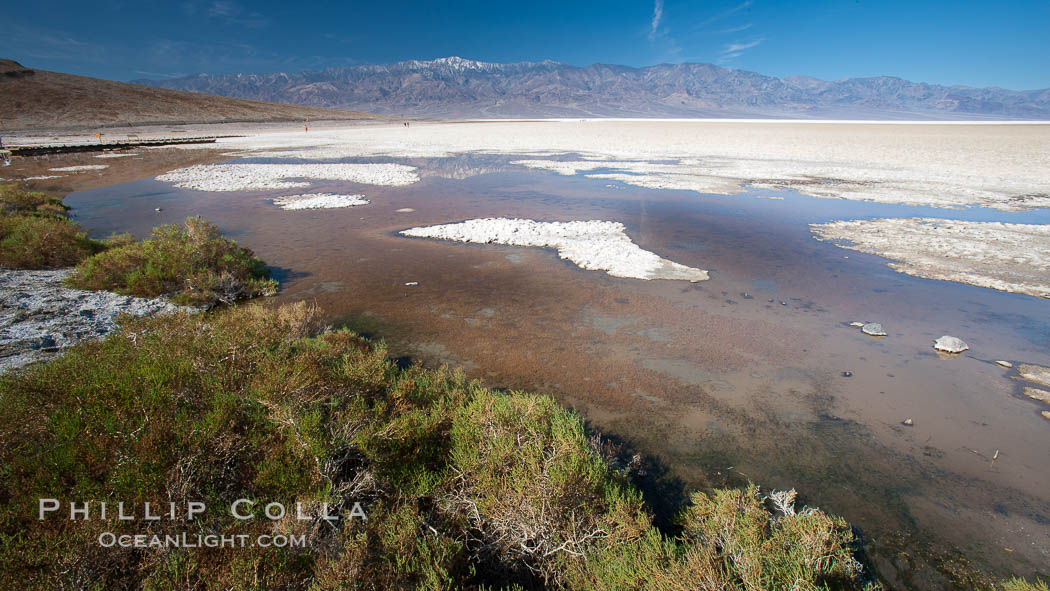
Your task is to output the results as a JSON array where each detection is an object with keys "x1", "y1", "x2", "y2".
[{"x1": 304, "y1": 125, "x2": 308, "y2": 132}]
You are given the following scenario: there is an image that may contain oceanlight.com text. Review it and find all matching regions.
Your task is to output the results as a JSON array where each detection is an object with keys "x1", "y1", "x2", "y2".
[{"x1": 97, "y1": 532, "x2": 307, "y2": 549}]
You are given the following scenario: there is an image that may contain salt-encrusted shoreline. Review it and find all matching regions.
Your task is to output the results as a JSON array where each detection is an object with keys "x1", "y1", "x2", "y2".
[
  {"x1": 49, "y1": 165, "x2": 109, "y2": 172},
  {"x1": 0, "y1": 269, "x2": 190, "y2": 373},
  {"x1": 273, "y1": 193, "x2": 370, "y2": 210},
  {"x1": 157, "y1": 162, "x2": 419, "y2": 192},
  {"x1": 511, "y1": 159, "x2": 743, "y2": 195},
  {"x1": 168, "y1": 121, "x2": 1050, "y2": 211},
  {"x1": 399, "y1": 218, "x2": 709, "y2": 281},
  {"x1": 811, "y1": 218, "x2": 1050, "y2": 298}
]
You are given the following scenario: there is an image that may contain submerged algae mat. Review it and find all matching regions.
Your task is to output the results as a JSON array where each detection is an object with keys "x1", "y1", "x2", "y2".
[{"x1": 68, "y1": 155, "x2": 1050, "y2": 587}]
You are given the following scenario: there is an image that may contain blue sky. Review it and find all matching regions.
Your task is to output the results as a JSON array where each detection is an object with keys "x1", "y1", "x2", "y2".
[{"x1": 4, "y1": 0, "x2": 1048, "y2": 89}]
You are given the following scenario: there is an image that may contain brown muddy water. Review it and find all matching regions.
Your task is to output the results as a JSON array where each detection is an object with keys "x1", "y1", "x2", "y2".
[{"x1": 67, "y1": 154, "x2": 1050, "y2": 588}]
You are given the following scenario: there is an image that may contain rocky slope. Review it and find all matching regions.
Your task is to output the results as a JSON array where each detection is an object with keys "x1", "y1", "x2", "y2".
[
  {"x1": 135, "y1": 56, "x2": 1050, "y2": 120},
  {"x1": 0, "y1": 59, "x2": 388, "y2": 130}
]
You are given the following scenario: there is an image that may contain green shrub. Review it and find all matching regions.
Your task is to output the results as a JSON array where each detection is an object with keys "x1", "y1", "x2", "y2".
[
  {"x1": 69, "y1": 216, "x2": 278, "y2": 306},
  {"x1": 1, "y1": 185, "x2": 274, "y2": 304},
  {"x1": 0, "y1": 302, "x2": 882, "y2": 590},
  {"x1": 0, "y1": 215, "x2": 104, "y2": 268},
  {"x1": 1003, "y1": 578, "x2": 1050, "y2": 591},
  {"x1": 0, "y1": 184, "x2": 104, "y2": 268},
  {"x1": 0, "y1": 183, "x2": 70, "y2": 219}
]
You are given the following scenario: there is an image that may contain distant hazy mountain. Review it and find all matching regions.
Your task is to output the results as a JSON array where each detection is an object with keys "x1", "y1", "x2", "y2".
[{"x1": 134, "y1": 56, "x2": 1050, "y2": 120}]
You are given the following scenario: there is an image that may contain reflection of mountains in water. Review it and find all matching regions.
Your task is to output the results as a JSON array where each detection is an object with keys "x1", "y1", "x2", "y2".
[
  {"x1": 410, "y1": 152, "x2": 625, "y2": 180},
  {"x1": 410, "y1": 155, "x2": 519, "y2": 180}
]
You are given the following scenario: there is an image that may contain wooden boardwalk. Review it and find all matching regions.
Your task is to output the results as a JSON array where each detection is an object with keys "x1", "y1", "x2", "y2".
[{"x1": 9, "y1": 136, "x2": 227, "y2": 156}]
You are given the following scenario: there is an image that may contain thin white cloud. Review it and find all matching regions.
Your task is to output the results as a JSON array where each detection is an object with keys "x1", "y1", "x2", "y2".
[
  {"x1": 717, "y1": 37, "x2": 764, "y2": 65},
  {"x1": 718, "y1": 23, "x2": 753, "y2": 34},
  {"x1": 693, "y1": 0, "x2": 752, "y2": 31},
  {"x1": 208, "y1": 0, "x2": 235, "y2": 18},
  {"x1": 134, "y1": 70, "x2": 187, "y2": 79},
  {"x1": 724, "y1": 39, "x2": 763, "y2": 54},
  {"x1": 204, "y1": 0, "x2": 269, "y2": 27},
  {"x1": 649, "y1": 0, "x2": 665, "y2": 41}
]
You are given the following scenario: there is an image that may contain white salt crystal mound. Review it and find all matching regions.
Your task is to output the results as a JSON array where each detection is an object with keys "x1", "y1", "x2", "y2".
[
  {"x1": 861, "y1": 322, "x2": 887, "y2": 336},
  {"x1": 400, "y1": 218, "x2": 709, "y2": 282},
  {"x1": 156, "y1": 163, "x2": 419, "y2": 192},
  {"x1": 1023, "y1": 387, "x2": 1050, "y2": 404},
  {"x1": 273, "y1": 193, "x2": 370, "y2": 210},
  {"x1": 49, "y1": 165, "x2": 108, "y2": 171},
  {"x1": 933, "y1": 335, "x2": 969, "y2": 354}
]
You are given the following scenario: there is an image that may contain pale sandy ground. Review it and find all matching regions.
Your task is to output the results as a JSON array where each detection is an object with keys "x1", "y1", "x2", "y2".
[
  {"x1": 811, "y1": 218, "x2": 1050, "y2": 299},
  {"x1": 400, "y1": 218, "x2": 709, "y2": 281},
  {"x1": 161, "y1": 119, "x2": 1050, "y2": 211}
]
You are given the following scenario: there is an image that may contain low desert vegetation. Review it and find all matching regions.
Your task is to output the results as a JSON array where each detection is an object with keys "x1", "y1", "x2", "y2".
[
  {"x1": 69, "y1": 216, "x2": 278, "y2": 306},
  {"x1": 0, "y1": 302, "x2": 885, "y2": 590},
  {"x1": 0, "y1": 183, "x2": 104, "y2": 268},
  {"x1": 1003, "y1": 579, "x2": 1050, "y2": 591},
  {"x1": 2, "y1": 183, "x2": 274, "y2": 306}
]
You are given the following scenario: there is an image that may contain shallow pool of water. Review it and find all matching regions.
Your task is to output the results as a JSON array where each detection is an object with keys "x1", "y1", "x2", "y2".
[{"x1": 67, "y1": 154, "x2": 1050, "y2": 586}]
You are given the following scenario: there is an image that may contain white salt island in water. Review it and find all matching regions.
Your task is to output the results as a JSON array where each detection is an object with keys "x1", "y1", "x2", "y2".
[
  {"x1": 400, "y1": 218, "x2": 709, "y2": 281},
  {"x1": 49, "y1": 165, "x2": 109, "y2": 172},
  {"x1": 157, "y1": 162, "x2": 419, "y2": 192},
  {"x1": 811, "y1": 218, "x2": 1050, "y2": 299},
  {"x1": 273, "y1": 193, "x2": 369, "y2": 210}
]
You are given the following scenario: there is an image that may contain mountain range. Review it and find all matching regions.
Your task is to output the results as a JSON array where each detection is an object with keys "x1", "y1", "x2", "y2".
[{"x1": 134, "y1": 56, "x2": 1050, "y2": 120}]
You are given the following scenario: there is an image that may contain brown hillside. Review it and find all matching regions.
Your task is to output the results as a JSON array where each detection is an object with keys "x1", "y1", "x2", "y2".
[{"x1": 0, "y1": 59, "x2": 389, "y2": 130}]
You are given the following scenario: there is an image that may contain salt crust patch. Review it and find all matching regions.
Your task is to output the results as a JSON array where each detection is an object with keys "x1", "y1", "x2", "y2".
[
  {"x1": 512, "y1": 159, "x2": 743, "y2": 195},
  {"x1": 49, "y1": 165, "x2": 108, "y2": 172},
  {"x1": 156, "y1": 163, "x2": 418, "y2": 192},
  {"x1": 23, "y1": 175, "x2": 64, "y2": 180},
  {"x1": 1018, "y1": 364, "x2": 1050, "y2": 389},
  {"x1": 96, "y1": 153, "x2": 137, "y2": 158},
  {"x1": 585, "y1": 172, "x2": 740, "y2": 195},
  {"x1": 400, "y1": 218, "x2": 708, "y2": 282},
  {"x1": 181, "y1": 121, "x2": 1050, "y2": 211},
  {"x1": 273, "y1": 193, "x2": 369, "y2": 210},
  {"x1": 811, "y1": 218, "x2": 1050, "y2": 298}
]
